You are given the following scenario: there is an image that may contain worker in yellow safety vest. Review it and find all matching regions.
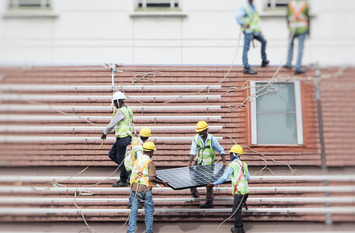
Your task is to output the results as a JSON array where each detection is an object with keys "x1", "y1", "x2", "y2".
[
  {"x1": 235, "y1": 0, "x2": 270, "y2": 75},
  {"x1": 127, "y1": 142, "x2": 168, "y2": 233},
  {"x1": 188, "y1": 120, "x2": 226, "y2": 208},
  {"x1": 283, "y1": 0, "x2": 310, "y2": 75},
  {"x1": 101, "y1": 91, "x2": 133, "y2": 187},
  {"x1": 208, "y1": 144, "x2": 250, "y2": 233},
  {"x1": 124, "y1": 127, "x2": 151, "y2": 208}
]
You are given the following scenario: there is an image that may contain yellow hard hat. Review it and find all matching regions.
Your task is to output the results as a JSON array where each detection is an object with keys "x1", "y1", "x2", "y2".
[
  {"x1": 139, "y1": 127, "x2": 151, "y2": 137},
  {"x1": 196, "y1": 121, "x2": 208, "y2": 132},
  {"x1": 229, "y1": 145, "x2": 243, "y2": 154},
  {"x1": 143, "y1": 141, "x2": 156, "y2": 151}
]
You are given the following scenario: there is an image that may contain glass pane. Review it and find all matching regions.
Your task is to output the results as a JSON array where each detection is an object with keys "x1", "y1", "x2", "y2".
[
  {"x1": 256, "y1": 83, "x2": 295, "y2": 113},
  {"x1": 257, "y1": 113, "x2": 297, "y2": 144}
]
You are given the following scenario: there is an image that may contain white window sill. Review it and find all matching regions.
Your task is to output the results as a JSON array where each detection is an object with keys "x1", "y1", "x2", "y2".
[
  {"x1": 3, "y1": 10, "x2": 58, "y2": 19},
  {"x1": 130, "y1": 11, "x2": 187, "y2": 18}
]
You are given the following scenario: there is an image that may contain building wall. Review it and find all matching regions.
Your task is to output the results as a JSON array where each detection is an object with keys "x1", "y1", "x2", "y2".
[{"x1": 0, "y1": 0, "x2": 354, "y2": 66}]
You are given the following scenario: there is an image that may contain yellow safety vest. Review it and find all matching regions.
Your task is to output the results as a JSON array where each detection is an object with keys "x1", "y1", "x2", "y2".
[
  {"x1": 115, "y1": 106, "x2": 133, "y2": 138},
  {"x1": 124, "y1": 137, "x2": 143, "y2": 171},
  {"x1": 130, "y1": 154, "x2": 152, "y2": 188},
  {"x1": 195, "y1": 134, "x2": 215, "y2": 165},
  {"x1": 229, "y1": 160, "x2": 249, "y2": 195},
  {"x1": 242, "y1": 4, "x2": 260, "y2": 33},
  {"x1": 288, "y1": 0, "x2": 309, "y2": 34}
]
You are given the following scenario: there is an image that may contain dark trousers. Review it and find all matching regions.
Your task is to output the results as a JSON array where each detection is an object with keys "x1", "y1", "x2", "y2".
[
  {"x1": 232, "y1": 194, "x2": 248, "y2": 231},
  {"x1": 108, "y1": 136, "x2": 131, "y2": 182},
  {"x1": 190, "y1": 186, "x2": 214, "y2": 202}
]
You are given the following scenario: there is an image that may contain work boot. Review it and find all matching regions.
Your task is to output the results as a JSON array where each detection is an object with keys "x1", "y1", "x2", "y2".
[
  {"x1": 112, "y1": 180, "x2": 129, "y2": 187},
  {"x1": 261, "y1": 60, "x2": 269, "y2": 67},
  {"x1": 231, "y1": 227, "x2": 245, "y2": 233},
  {"x1": 200, "y1": 201, "x2": 213, "y2": 208},
  {"x1": 191, "y1": 191, "x2": 200, "y2": 198},
  {"x1": 295, "y1": 68, "x2": 306, "y2": 75},
  {"x1": 283, "y1": 64, "x2": 292, "y2": 69},
  {"x1": 243, "y1": 68, "x2": 258, "y2": 75}
]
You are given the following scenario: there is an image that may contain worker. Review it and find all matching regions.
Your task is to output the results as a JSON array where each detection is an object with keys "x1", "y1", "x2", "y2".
[
  {"x1": 284, "y1": 0, "x2": 310, "y2": 75},
  {"x1": 101, "y1": 91, "x2": 133, "y2": 187},
  {"x1": 188, "y1": 120, "x2": 226, "y2": 208},
  {"x1": 125, "y1": 127, "x2": 151, "y2": 208},
  {"x1": 127, "y1": 142, "x2": 168, "y2": 233},
  {"x1": 207, "y1": 144, "x2": 250, "y2": 233},
  {"x1": 235, "y1": 0, "x2": 270, "y2": 75}
]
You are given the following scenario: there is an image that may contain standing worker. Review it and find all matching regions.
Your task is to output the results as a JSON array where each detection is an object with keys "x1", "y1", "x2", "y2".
[
  {"x1": 284, "y1": 0, "x2": 310, "y2": 75},
  {"x1": 236, "y1": 0, "x2": 270, "y2": 75},
  {"x1": 188, "y1": 120, "x2": 226, "y2": 208},
  {"x1": 101, "y1": 91, "x2": 133, "y2": 187},
  {"x1": 208, "y1": 144, "x2": 250, "y2": 233},
  {"x1": 127, "y1": 142, "x2": 168, "y2": 233},
  {"x1": 125, "y1": 127, "x2": 151, "y2": 208}
]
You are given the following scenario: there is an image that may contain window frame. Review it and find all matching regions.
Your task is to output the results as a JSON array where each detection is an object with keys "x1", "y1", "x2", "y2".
[
  {"x1": 7, "y1": 0, "x2": 52, "y2": 9},
  {"x1": 263, "y1": 0, "x2": 290, "y2": 11},
  {"x1": 250, "y1": 80, "x2": 304, "y2": 145},
  {"x1": 135, "y1": 0, "x2": 180, "y2": 10}
]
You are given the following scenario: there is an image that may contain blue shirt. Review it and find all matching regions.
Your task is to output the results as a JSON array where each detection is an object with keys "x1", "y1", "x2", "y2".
[
  {"x1": 213, "y1": 158, "x2": 250, "y2": 185},
  {"x1": 189, "y1": 133, "x2": 225, "y2": 156},
  {"x1": 235, "y1": 2, "x2": 260, "y2": 35}
]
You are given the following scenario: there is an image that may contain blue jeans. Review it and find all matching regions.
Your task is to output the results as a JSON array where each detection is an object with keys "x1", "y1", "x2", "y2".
[
  {"x1": 127, "y1": 189, "x2": 154, "y2": 233},
  {"x1": 243, "y1": 32, "x2": 267, "y2": 69},
  {"x1": 286, "y1": 32, "x2": 306, "y2": 71},
  {"x1": 108, "y1": 136, "x2": 131, "y2": 182}
]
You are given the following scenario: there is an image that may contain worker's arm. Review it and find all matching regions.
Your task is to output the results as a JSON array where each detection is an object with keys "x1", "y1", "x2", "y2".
[
  {"x1": 188, "y1": 137, "x2": 198, "y2": 166},
  {"x1": 245, "y1": 163, "x2": 251, "y2": 182},
  {"x1": 101, "y1": 109, "x2": 125, "y2": 139},
  {"x1": 149, "y1": 176, "x2": 169, "y2": 187},
  {"x1": 211, "y1": 136, "x2": 226, "y2": 166},
  {"x1": 207, "y1": 166, "x2": 233, "y2": 188},
  {"x1": 235, "y1": 6, "x2": 247, "y2": 27},
  {"x1": 306, "y1": 4, "x2": 310, "y2": 36}
]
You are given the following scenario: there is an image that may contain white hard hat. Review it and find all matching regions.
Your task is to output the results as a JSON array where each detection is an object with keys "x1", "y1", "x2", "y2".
[{"x1": 112, "y1": 91, "x2": 126, "y2": 101}]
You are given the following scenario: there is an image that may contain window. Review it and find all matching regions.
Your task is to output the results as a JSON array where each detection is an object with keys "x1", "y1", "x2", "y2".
[
  {"x1": 250, "y1": 81, "x2": 303, "y2": 145},
  {"x1": 136, "y1": 0, "x2": 179, "y2": 10},
  {"x1": 8, "y1": 0, "x2": 51, "y2": 9},
  {"x1": 264, "y1": 0, "x2": 289, "y2": 10}
]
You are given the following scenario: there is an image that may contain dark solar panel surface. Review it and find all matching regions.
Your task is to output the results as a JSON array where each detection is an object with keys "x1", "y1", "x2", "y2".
[{"x1": 156, "y1": 163, "x2": 230, "y2": 190}]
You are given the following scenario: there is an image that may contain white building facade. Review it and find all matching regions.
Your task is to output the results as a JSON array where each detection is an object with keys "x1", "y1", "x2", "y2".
[{"x1": 0, "y1": 0, "x2": 354, "y2": 67}]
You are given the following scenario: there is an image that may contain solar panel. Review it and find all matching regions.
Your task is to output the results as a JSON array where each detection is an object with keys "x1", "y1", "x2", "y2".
[{"x1": 156, "y1": 163, "x2": 230, "y2": 190}]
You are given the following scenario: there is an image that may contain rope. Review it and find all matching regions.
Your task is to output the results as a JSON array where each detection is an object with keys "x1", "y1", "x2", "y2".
[{"x1": 216, "y1": 195, "x2": 245, "y2": 233}]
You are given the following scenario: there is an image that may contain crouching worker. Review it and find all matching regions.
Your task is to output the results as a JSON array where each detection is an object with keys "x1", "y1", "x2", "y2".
[
  {"x1": 207, "y1": 144, "x2": 250, "y2": 233},
  {"x1": 127, "y1": 142, "x2": 168, "y2": 233}
]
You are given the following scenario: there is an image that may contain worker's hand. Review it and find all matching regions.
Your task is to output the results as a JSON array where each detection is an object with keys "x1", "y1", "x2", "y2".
[
  {"x1": 243, "y1": 24, "x2": 250, "y2": 29},
  {"x1": 101, "y1": 133, "x2": 106, "y2": 140},
  {"x1": 207, "y1": 183, "x2": 214, "y2": 188},
  {"x1": 223, "y1": 162, "x2": 227, "y2": 167}
]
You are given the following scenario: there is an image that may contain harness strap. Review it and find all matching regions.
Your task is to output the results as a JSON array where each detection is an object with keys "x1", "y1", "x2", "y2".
[
  {"x1": 233, "y1": 161, "x2": 245, "y2": 195},
  {"x1": 132, "y1": 160, "x2": 152, "y2": 188},
  {"x1": 289, "y1": 2, "x2": 308, "y2": 24}
]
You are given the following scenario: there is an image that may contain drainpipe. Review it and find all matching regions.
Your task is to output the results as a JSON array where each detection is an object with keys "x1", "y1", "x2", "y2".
[{"x1": 315, "y1": 65, "x2": 332, "y2": 225}]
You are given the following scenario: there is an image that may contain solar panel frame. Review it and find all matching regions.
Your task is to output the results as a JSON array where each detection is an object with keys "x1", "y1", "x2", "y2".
[{"x1": 156, "y1": 163, "x2": 230, "y2": 190}]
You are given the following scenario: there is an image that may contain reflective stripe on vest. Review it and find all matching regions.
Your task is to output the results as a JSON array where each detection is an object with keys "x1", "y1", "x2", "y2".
[
  {"x1": 242, "y1": 4, "x2": 260, "y2": 33},
  {"x1": 288, "y1": 1, "x2": 309, "y2": 34},
  {"x1": 115, "y1": 106, "x2": 133, "y2": 138},
  {"x1": 130, "y1": 154, "x2": 152, "y2": 188},
  {"x1": 229, "y1": 160, "x2": 249, "y2": 195},
  {"x1": 124, "y1": 137, "x2": 143, "y2": 171},
  {"x1": 195, "y1": 134, "x2": 215, "y2": 165}
]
